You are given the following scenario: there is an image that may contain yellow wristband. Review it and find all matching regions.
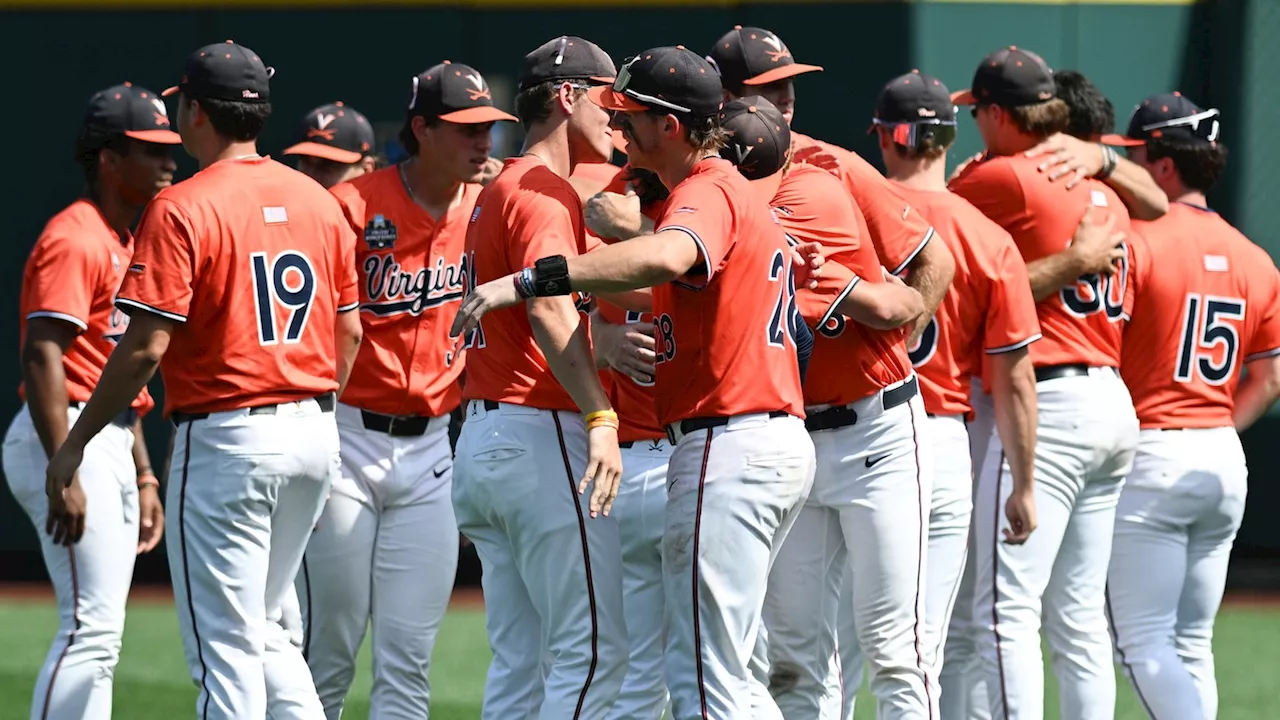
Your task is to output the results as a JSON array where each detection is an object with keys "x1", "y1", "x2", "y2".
[{"x1": 584, "y1": 410, "x2": 618, "y2": 425}]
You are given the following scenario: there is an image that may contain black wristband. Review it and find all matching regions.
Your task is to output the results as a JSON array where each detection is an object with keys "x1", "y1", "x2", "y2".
[{"x1": 532, "y1": 255, "x2": 573, "y2": 297}]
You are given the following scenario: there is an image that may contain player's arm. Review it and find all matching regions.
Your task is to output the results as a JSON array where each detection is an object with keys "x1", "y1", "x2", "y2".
[
  {"x1": 989, "y1": 346, "x2": 1038, "y2": 543},
  {"x1": 130, "y1": 417, "x2": 164, "y2": 554},
  {"x1": 589, "y1": 308, "x2": 655, "y2": 384},
  {"x1": 1024, "y1": 133, "x2": 1169, "y2": 221},
  {"x1": 22, "y1": 318, "x2": 78, "y2": 459},
  {"x1": 129, "y1": 418, "x2": 154, "y2": 482},
  {"x1": 334, "y1": 307, "x2": 363, "y2": 398},
  {"x1": 899, "y1": 237, "x2": 954, "y2": 344},
  {"x1": 1026, "y1": 205, "x2": 1127, "y2": 302},
  {"x1": 830, "y1": 271, "x2": 924, "y2": 330},
  {"x1": 1234, "y1": 354, "x2": 1280, "y2": 431}
]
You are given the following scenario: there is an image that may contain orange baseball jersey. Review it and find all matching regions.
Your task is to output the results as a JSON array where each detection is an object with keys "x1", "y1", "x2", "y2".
[
  {"x1": 18, "y1": 199, "x2": 154, "y2": 416},
  {"x1": 650, "y1": 157, "x2": 804, "y2": 426},
  {"x1": 570, "y1": 160, "x2": 624, "y2": 189},
  {"x1": 1122, "y1": 202, "x2": 1280, "y2": 429},
  {"x1": 591, "y1": 166, "x2": 665, "y2": 442},
  {"x1": 890, "y1": 183, "x2": 1042, "y2": 417},
  {"x1": 791, "y1": 131, "x2": 936, "y2": 274},
  {"x1": 461, "y1": 155, "x2": 597, "y2": 412},
  {"x1": 949, "y1": 152, "x2": 1133, "y2": 368},
  {"x1": 329, "y1": 168, "x2": 475, "y2": 418},
  {"x1": 116, "y1": 157, "x2": 359, "y2": 417},
  {"x1": 773, "y1": 164, "x2": 913, "y2": 407}
]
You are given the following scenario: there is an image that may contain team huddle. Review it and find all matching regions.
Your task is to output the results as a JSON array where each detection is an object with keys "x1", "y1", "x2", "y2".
[{"x1": 6, "y1": 24, "x2": 1279, "y2": 720}]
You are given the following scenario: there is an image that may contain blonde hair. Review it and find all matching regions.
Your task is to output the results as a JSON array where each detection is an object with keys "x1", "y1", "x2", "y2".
[{"x1": 1006, "y1": 98, "x2": 1070, "y2": 138}]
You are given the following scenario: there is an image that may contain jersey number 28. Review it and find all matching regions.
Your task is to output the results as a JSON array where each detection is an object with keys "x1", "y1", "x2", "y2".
[
  {"x1": 768, "y1": 250, "x2": 799, "y2": 348},
  {"x1": 251, "y1": 251, "x2": 316, "y2": 346},
  {"x1": 1175, "y1": 293, "x2": 1245, "y2": 386}
]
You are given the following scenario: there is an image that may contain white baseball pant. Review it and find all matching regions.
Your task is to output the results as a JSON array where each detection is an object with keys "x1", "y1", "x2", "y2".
[
  {"x1": 764, "y1": 377, "x2": 935, "y2": 720},
  {"x1": 3, "y1": 404, "x2": 137, "y2": 720},
  {"x1": 167, "y1": 396, "x2": 338, "y2": 720},
  {"x1": 1106, "y1": 426, "x2": 1247, "y2": 720},
  {"x1": 298, "y1": 403, "x2": 458, "y2": 719},
  {"x1": 665, "y1": 412, "x2": 814, "y2": 720},
  {"x1": 828, "y1": 412, "x2": 971, "y2": 720},
  {"x1": 607, "y1": 438, "x2": 673, "y2": 720},
  {"x1": 972, "y1": 367, "x2": 1138, "y2": 720},
  {"x1": 452, "y1": 399, "x2": 628, "y2": 720}
]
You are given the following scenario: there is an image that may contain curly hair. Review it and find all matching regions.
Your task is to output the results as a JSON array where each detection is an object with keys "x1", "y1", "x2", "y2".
[
  {"x1": 1053, "y1": 70, "x2": 1115, "y2": 140},
  {"x1": 1145, "y1": 137, "x2": 1229, "y2": 193}
]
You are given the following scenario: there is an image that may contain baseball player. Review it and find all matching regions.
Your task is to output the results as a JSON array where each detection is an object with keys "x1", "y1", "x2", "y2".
[
  {"x1": 707, "y1": 25, "x2": 956, "y2": 348},
  {"x1": 450, "y1": 35, "x2": 629, "y2": 719},
  {"x1": 1022, "y1": 70, "x2": 1168, "y2": 221},
  {"x1": 2, "y1": 82, "x2": 176, "y2": 720},
  {"x1": 948, "y1": 46, "x2": 1141, "y2": 720},
  {"x1": 295, "y1": 62, "x2": 518, "y2": 719},
  {"x1": 869, "y1": 71, "x2": 1043, "y2": 720},
  {"x1": 45, "y1": 41, "x2": 363, "y2": 720},
  {"x1": 454, "y1": 47, "x2": 823, "y2": 720},
  {"x1": 283, "y1": 101, "x2": 376, "y2": 189},
  {"x1": 1100, "y1": 93, "x2": 1280, "y2": 720},
  {"x1": 703, "y1": 96, "x2": 934, "y2": 718}
]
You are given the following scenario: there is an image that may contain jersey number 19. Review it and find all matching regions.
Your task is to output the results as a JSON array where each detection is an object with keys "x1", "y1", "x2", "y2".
[{"x1": 251, "y1": 251, "x2": 316, "y2": 346}]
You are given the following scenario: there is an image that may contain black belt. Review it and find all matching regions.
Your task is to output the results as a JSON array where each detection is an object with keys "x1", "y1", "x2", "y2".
[
  {"x1": 359, "y1": 409, "x2": 438, "y2": 437},
  {"x1": 1034, "y1": 364, "x2": 1115, "y2": 383},
  {"x1": 69, "y1": 401, "x2": 137, "y2": 429},
  {"x1": 620, "y1": 441, "x2": 634, "y2": 448},
  {"x1": 665, "y1": 410, "x2": 790, "y2": 445},
  {"x1": 805, "y1": 376, "x2": 918, "y2": 433},
  {"x1": 171, "y1": 392, "x2": 336, "y2": 426}
]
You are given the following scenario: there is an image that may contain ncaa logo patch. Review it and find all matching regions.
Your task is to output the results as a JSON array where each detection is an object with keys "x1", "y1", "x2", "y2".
[{"x1": 364, "y1": 214, "x2": 398, "y2": 250}]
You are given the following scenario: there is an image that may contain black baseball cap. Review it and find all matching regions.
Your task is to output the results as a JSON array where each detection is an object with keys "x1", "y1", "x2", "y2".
[
  {"x1": 283, "y1": 102, "x2": 375, "y2": 164},
  {"x1": 718, "y1": 96, "x2": 790, "y2": 180},
  {"x1": 589, "y1": 46, "x2": 723, "y2": 118},
  {"x1": 707, "y1": 26, "x2": 823, "y2": 91},
  {"x1": 1100, "y1": 92, "x2": 1221, "y2": 147},
  {"x1": 162, "y1": 40, "x2": 273, "y2": 103},
  {"x1": 952, "y1": 46, "x2": 1055, "y2": 108},
  {"x1": 407, "y1": 61, "x2": 517, "y2": 124},
  {"x1": 81, "y1": 83, "x2": 181, "y2": 145},
  {"x1": 871, "y1": 70, "x2": 958, "y2": 148},
  {"x1": 519, "y1": 35, "x2": 617, "y2": 90}
]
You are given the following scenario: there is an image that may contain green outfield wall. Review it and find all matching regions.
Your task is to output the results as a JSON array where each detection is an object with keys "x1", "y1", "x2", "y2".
[{"x1": 2, "y1": 0, "x2": 1277, "y2": 586}]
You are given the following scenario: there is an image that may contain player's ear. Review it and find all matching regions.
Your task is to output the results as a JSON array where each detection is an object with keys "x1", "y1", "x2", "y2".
[
  {"x1": 662, "y1": 113, "x2": 681, "y2": 139},
  {"x1": 557, "y1": 81, "x2": 578, "y2": 115}
]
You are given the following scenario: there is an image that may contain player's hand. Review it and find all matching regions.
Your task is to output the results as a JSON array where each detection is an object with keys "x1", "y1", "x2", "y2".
[
  {"x1": 478, "y1": 157, "x2": 503, "y2": 186},
  {"x1": 790, "y1": 241, "x2": 825, "y2": 290},
  {"x1": 791, "y1": 144, "x2": 842, "y2": 176},
  {"x1": 46, "y1": 446, "x2": 86, "y2": 546},
  {"x1": 1026, "y1": 133, "x2": 1105, "y2": 189},
  {"x1": 1069, "y1": 205, "x2": 1127, "y2": 277},
  {"x1": 598, "y1": 319, "x2": 656, "y2": 384},
  {"x1": 450, "y1": 275, "x2": 524, "y2": 339},
  {"x1": 1002, "y1": 487, "x2": 1037, "y2": 544},
  {"x1": 947, "y1": 151, "x2": 985, "y2": 184},
  {"x1": 584, "y1": 188, "x2": 644, "y2": 241},
  {"x1": 136, "y1": 483, "x2": 165, "y2": 554},
  {"x1": 882, "y1": 267, "x2": 909, "y2": 286},
  {"x1": 581, "y1": 424, "x2": 623, "y2": 518}
]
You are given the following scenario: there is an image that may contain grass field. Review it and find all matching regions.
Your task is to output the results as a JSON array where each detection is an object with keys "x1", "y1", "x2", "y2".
[{"x1": 0, "y1": 595, "x2": 1277, "y2": 719}]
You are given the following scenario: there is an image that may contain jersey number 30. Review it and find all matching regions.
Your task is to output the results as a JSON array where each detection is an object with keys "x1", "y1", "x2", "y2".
[
  {"x1": 251, "y1": 251, "x2": 316, "y2": 346},
  {"x1": 1175, "y1": 293, "x2": 1245, "y2": 386}
]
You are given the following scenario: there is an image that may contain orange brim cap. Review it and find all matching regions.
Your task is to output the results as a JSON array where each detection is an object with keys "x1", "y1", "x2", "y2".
[
  {"x1": 124, "y1": 129, "x2": 182, "y2": 145},
  {"x1": 283, "y1": 141, "x2": 363, "y2": 164},
  {"x1": 1099, "y1": 133, "x2": 1146, "y2": 147},
  {"x1": 161, "y1": 85, "x2": 181, "y2": 98},
  {"x1": 588, "y1": 86, "x2": 649, "y2": 113},
  {"x1": 951, "y1": 89, "x2": 977, "y2": 106},
  {"x1": 437, "y1": 106, "x2": 518, "y2": 124},
  {"x1": 743, "y1": 63, "x2": 824, "y2": 87}
]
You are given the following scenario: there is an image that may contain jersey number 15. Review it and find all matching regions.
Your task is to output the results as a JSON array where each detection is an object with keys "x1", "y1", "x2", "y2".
[
  {"x1": 251, "y1": 251, "x2": 317, "y2": 346},
  {"x1": 1175, "y1": 293, "x2": 1245, "y2": 386}
]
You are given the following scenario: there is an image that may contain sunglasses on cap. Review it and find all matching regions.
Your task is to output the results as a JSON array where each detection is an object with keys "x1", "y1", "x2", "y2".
[
  {"x1": 612, "y1": 57, "x2": 694, "y2": 115},
  {"x1": 869, "y1": 118, "x2": 957, "y2": 149},
  {"x1": 1142, "y1": 108, "x2": 1221, "y2": 142}
]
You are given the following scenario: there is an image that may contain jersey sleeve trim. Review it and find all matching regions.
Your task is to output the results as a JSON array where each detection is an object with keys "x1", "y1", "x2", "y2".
[
  {"x1": 661, "y1": 225, "x2": 712, "y2": 291},
  {"x1": 26, "y1": 311, "x2": 88, "y2": 332},
  {"x1": 1244, "y1": 347, "x2": 1280, "y2": 363},
  {"x1": 817, "y1": 275, "x2": 861, "y2": 330},
  {"x1": 889, "y1": 226, "x2": 935, "y2": 276},
  {"x1": 986, "y1": 333, "x2": 1041, "y2": 355},
  {"x1": 337, "y1": 301, "x2": 361, "y2": 313},
  {"x1": 115, "y1": 298, "x2": 188, "y2": 323}
]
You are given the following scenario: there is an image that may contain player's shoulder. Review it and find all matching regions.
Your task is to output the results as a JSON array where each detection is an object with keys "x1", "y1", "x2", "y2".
[
  {"x1": 37, "y1": 198, "x2": 108, "y2": 243},
  {"x1": 949, "y1": 152, "x2": 1022, "y2": 190},
  {"x1": 330, "y1": 165, "x2": 398, "y2": 206}
]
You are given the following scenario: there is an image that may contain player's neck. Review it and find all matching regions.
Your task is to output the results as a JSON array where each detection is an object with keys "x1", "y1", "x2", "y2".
[
  {"x1": 1167, "y1": 187, "x2": 1208, "y2": 209},
  {"x1": 201, "y1": 139, "x2": 261, "y2": 169},
  {"x1": 87, "y1": 185, "x2": 139, "y2": 241},
  {"x1": 654, "y1": 147, "x2": 717, "y2": 194},
  {"x1": 884, "y1": 154, "x2": 948, "y2": 192},
  {"x1": 987, "y1": 131, "x2": 1041, "y2": 158},
  {"x1": 403, "y1": 156, "x2": 464, "y2": 219},
  {"x1": 521, "y1": 122, "x2": 572, "y2": 179}
]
